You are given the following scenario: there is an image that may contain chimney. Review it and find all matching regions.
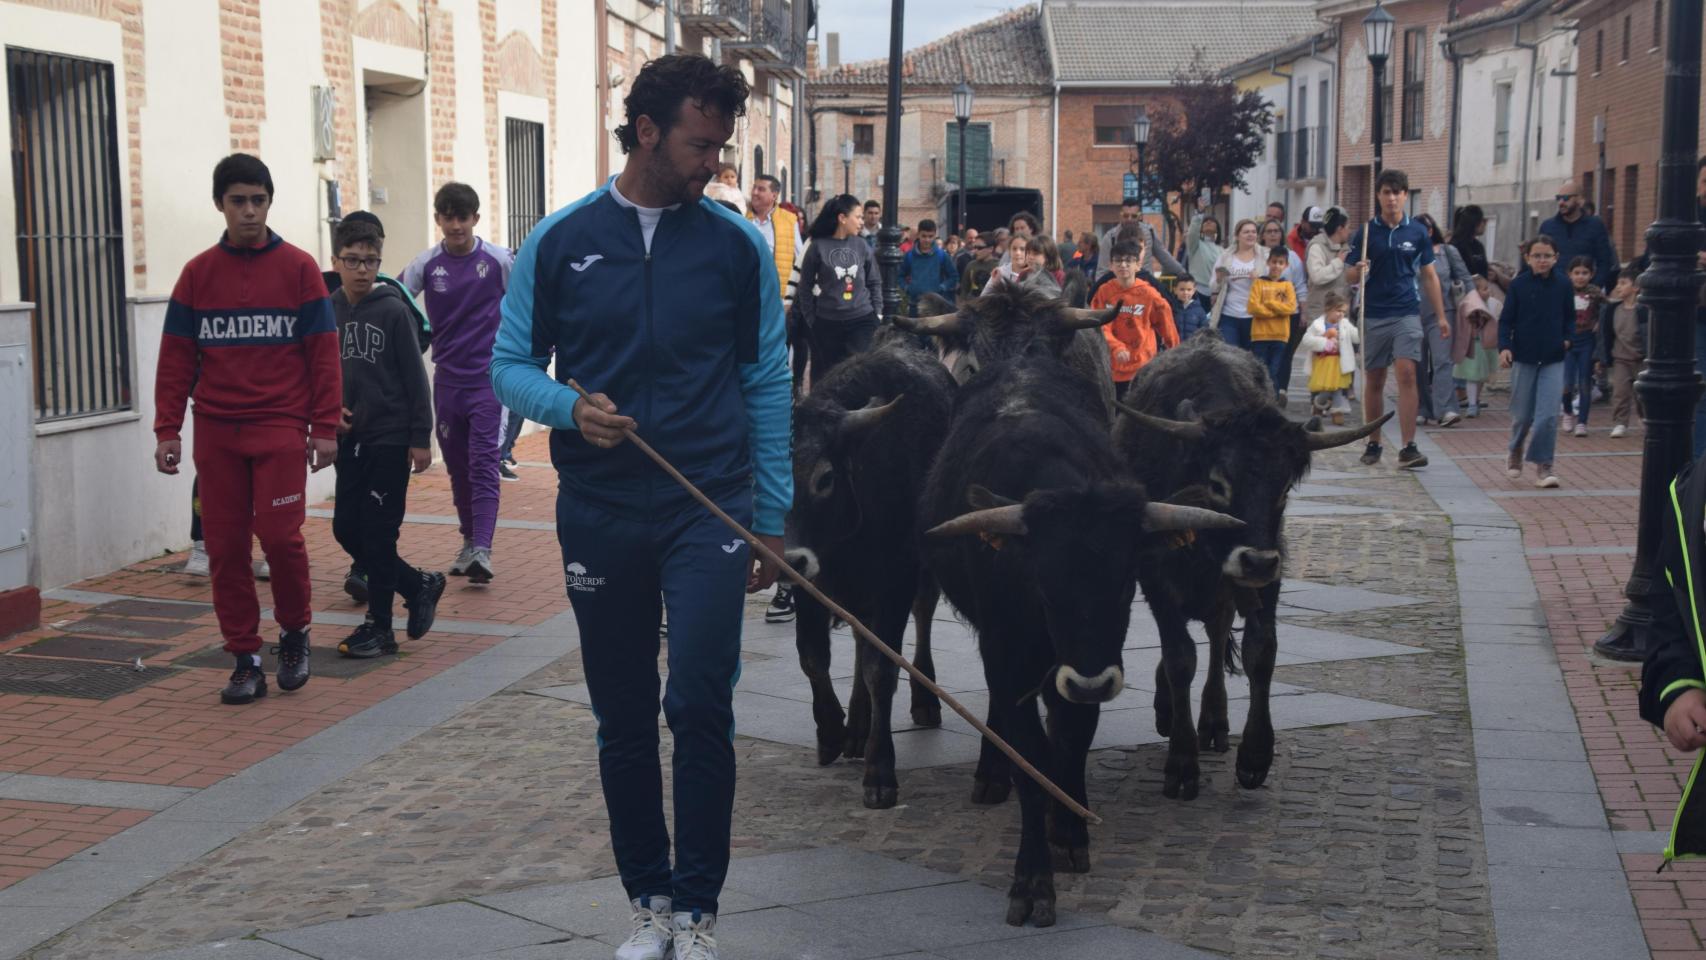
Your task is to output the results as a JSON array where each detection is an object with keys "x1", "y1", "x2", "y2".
[{"x1": 827, "y1": 32, "x2": 840, "y2": 67}]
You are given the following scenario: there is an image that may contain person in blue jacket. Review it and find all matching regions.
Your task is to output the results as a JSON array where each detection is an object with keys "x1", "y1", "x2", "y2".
[
  {"x1": 898, "y1": 217, "x2": 958, "y2": 314},
  {"x1": 490, "y1": 54, "x2": 790, "y2": 960},
  {"x1": 1538, "y1": 179, "x2": 1619, "y2": 290}
]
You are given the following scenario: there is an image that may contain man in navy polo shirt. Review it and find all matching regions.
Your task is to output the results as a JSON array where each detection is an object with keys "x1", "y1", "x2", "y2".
[{"x1": 1346, "y1": 168, "x2": 1449, "y2": 469}]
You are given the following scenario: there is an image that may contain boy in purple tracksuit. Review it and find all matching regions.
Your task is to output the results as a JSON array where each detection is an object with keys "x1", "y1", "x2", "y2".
[{"x1": 402, "y1": 183, "x2": 513, "y2": 583}]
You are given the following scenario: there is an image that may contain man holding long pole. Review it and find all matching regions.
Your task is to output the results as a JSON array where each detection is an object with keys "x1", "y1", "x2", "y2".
[
  {"x1": 491, "y1": 54, "x2": 791, "y2": 960},
  {"x1": 1345, "y1": 168, "x2": 1449, "y2": 469}
]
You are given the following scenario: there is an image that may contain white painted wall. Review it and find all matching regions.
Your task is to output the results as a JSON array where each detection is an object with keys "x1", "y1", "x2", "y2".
[
  {"x1": 1453, "y1": 23, "x2": 1576, "y2": 264},
  {"x1": 1231, "y1": 76, "x2": 1287, "y2": 226}
]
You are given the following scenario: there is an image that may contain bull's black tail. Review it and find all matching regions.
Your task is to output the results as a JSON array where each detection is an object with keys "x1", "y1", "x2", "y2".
[{"x1": 1224, "y1": 622, "x2": 1244, "y2": 677}]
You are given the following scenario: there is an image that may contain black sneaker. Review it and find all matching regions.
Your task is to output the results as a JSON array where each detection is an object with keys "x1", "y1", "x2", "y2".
[
  {"x1": 499, "y1": 462, "x2": 520, "y2": 482},
  {"x1": 339, "y1": 619, "x2": 397, "y2": 659},
  {"x1": 1360, "y1": 442, "x2": 1383, "y2": 466},
  {"x1": 1593, "y1": 627, "x2": 1646, "y2": 662},
  {"x1": 272, "y1": 629, "x2": 311, "y2": 691},
  {"x1": 406, "y1": 572, "x2": 447, "y2": 640},
  {"x1": 220, "y1": 654, "x2": 268, "y2": 705},
  {"x1": 343, "y1": 565, "x2": 369, "y2": 604},
  {"x1": 1397, "y1": 443, "x2": 1429, "y2": 470},
  {"x1": 501, "y1": 454, "x2": 518, "y2": 467},
  {"x1": 766, "y1": 584, "x2": 796, "y2": 623}
]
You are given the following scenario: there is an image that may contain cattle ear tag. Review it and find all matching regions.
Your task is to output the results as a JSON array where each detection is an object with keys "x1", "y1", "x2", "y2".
[
  {"x1": 978, "y1": 532, "x2": 1007, "y2": 552},
  {"x1": 1167, "y1": 530, "x2": 1197, "y2": 550}
]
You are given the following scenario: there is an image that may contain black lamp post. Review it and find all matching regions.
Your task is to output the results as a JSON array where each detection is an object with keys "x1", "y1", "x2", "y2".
[
  {"x1": 877, "y1": 0, "x2": 905, "y2": 321},
  {"x1": 1363, "y1": 1, "x2": 1394, "y2": 179},
  {"x1": 1595, "y1": 0, "x2": 1706, "y2": 661},
  {"x1": 1132, "y1": 106, "x2": 1151, "y2": 213},
  {"x1": 953, "y1": 80, "x2": 974, "y2": 235},
  {"x1": 840, "y1": 138, "x2": 854, "y2": 196}
]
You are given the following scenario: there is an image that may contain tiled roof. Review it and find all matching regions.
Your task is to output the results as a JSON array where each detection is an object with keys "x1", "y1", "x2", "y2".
[
  {"x1": 1043, "y1": 1, "x2": 1328, "y2": 85},
  {"x1": 1443, "y1": 0, "x2": 1551, "y2": 35},
  {"x1": 814, "y1": 5, "x2": 1052, "y2": 89}
]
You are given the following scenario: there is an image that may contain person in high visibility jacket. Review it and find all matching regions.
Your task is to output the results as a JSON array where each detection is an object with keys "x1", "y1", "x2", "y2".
[{"x1": 1639, "y1": 457, "x2": 1706, "y2": 863}]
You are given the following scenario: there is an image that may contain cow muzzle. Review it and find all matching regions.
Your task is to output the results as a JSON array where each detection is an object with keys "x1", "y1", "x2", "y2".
[
  {"x1": 1223, "y1": 547, "x2": 1282, "y2": 587},
  {"x1": 1055, "y1": 665, "x2": 1124, "y2": 704}
]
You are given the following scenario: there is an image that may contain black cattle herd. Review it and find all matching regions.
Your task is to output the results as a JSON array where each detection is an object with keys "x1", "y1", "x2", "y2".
[{"x1": 781, "y1": 284, "x2": 1389, "y2": 928}]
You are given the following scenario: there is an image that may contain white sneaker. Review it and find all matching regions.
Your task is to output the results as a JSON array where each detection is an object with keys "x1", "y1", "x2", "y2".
[
  {"x1": 1573, "y1": 423, "x2": 1588, "y2": 437},
  {"x1": 1536, "y1": 472, "x2": 1561, "y2": 489},
  {"x1": 1561, "y1": 412, "x2": 1577, "y2": 432},
  {"x1": 1610, "y1": 424, "x2": 1628, "y2": 438},
  {"x1": 616, "y1": 896, "x2": 673, "y2": 960},
  {"x1": 254, "y1": 558, "x2": 271, "y2": 580},
  {"x1": 183, "y1": 541, "x2": 210, "y2": 577},
  {"x1": 448, "y1": 540, "x2": 475, "y2": 577},
  {"x1": 466, "y1": 547, "x2": 494, "y2": 584},
  {"x1": 1439, "y1": 411, "x2": 1463, "y2": 428},
  {"x1": 672, "y1": 911, "x2": 719, "y2": 960}
]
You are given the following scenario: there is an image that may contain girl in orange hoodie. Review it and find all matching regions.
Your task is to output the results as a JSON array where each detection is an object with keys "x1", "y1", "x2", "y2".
[{"x1": 1092, "y1": 239, "x2": 1178, "y2": 399}]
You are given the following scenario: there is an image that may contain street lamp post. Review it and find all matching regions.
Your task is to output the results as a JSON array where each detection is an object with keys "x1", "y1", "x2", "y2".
[
  {"x1": 1133, "y1": 106, "x2": 1151, "y2": 215},
  {"x1": 877, "y1": 0, "x2": 905, "y2": 321},
  {"x1": 1363, "y1": 2, "x2": 1394, "y2": 180},
  {"x1": 953, "y1": 81, "x2": 974, "y2": 236},
  {"x1": 1596, "y1": 0, "x2": 1706, "y2": 661},
  {"x1": 840, "y1": 139, "x2": 854, "y2": 196}
]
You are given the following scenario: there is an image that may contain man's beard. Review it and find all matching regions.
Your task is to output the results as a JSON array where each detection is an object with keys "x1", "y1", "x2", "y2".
[{"x1": 645, "y1": 149, "x2": 701, "y2": 206}]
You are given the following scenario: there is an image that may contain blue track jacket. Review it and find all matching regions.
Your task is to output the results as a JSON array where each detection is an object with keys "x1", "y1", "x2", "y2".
[{"x1": 490, "y1": 182, "x2": 793, "y2": 536}]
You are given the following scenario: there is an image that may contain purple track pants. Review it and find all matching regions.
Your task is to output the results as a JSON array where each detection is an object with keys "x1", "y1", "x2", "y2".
[{"x1": 434, "y1": 380, "x2": 501, "y2": 549}]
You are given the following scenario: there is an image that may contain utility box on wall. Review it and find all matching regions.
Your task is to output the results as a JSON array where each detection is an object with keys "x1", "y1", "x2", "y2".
[{"x1": 0, "y1": 304, "x2": 39, "y2": 635}]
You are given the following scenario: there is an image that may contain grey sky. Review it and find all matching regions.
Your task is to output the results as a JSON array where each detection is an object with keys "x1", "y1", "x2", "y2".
[{"x1": 816, "y1": 0, "x2": 1022, "y2": 65}]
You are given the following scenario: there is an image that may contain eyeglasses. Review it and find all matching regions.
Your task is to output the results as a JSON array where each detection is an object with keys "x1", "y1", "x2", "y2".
[
  {"x1": 1554, "y1": 194, "x2": 1577, "y2": 202},
  {"x1": 337, "y1": 255, "x2": 382, "y2": 271}
]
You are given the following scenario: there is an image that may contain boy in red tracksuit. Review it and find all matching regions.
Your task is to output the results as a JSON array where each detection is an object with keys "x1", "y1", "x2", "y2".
[
  {"x1": 1093, "y1": 239, "x2": 1178, "y2": 399},
  {"x1": 153, "y1": 153, "x2": 342, "y2": 705}
]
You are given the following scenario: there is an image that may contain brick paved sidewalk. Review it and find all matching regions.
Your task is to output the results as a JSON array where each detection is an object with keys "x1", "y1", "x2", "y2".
[
  {"x1": 1426, "y1": 398, "x2": 1706, "y2": 959},
  {"x1": 0, "y1": 432, "x2": 571, "y2": 896}
]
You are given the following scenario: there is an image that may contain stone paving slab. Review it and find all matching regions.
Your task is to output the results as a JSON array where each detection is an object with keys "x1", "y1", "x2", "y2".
[
  {"x1": 264, "y1": 901, "x2": 569, "y2": 960},
  {"x1": 0, "y1": 773, "x2": 194, "y2": 811}
]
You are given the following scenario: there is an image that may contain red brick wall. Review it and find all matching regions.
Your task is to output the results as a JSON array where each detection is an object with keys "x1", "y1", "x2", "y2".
[
  {"x1": 1569, "y1": 0, "x2": 1702, "y2": 261},
  {"x1": 1055, "y1": 90, "x2": 1175, "y2": 237},
  {"x1": 479, "y1": 0, "x2": 503, "y2": 245},
  {"x1": 429, "y1": 4, "x2": 457, "y2": 188},
  {"x1": 13, "y1": 0, "x2": 149, "y2": 286},
  {"x1": 320, "y1": 0, "x2": 359, "y2": 221},
  {"x1": 1334, "y1": 0, "x2": 1454, "y2": 224},
  {"x1": 218, "y1": 0, "x2": 266, "y2": 153}
]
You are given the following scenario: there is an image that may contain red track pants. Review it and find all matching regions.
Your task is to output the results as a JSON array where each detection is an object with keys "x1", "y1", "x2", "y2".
[{"x1": 192, "y1": 417, "x2": 313, "y2": 654}]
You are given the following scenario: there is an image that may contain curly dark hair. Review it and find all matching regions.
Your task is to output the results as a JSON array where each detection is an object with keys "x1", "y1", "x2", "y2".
[
  {"x1": 212, "y1": 153, "x2": 272, "y2": 202},
  {"x1": 615, "y1": 54, "x2": 750, "y2": 155}
]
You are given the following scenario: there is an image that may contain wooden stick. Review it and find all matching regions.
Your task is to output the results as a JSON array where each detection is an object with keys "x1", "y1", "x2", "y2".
[{"x1": 566, "y1": 379, "x2": 1102, "y2": 826}]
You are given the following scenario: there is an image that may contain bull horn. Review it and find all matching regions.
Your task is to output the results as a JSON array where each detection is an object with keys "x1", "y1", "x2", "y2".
[
  {"x1": 1116, "y1": 403, "x2": 1206, "y2": 441},
  {"x1": 891, "y1": 312, "x2": 962, "y2": 336},
  {"x1": 1303, "y1": 411, "x2": 1395, "y2": 451},
  {"x1": 841, "y1": 395, "x2": 903, "y2": 434},
  {"x1": 1142, "y1": 502, "x2": 1245, "y2": 533},
  {"x1": 1059, "y1": 305, "x2": 1121, "y2": 330},
  {"x1": 927, "y1": 504, "x2": 1028, "y2": 539},
  {"x1": 967, "y1": 484, "x2": 1019, "y2": 510}
]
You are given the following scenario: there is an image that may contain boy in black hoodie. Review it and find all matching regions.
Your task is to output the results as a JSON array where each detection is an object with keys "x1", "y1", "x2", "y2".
[{"x1": 330, "y1": 219, "x2": 445, "y2": 657}]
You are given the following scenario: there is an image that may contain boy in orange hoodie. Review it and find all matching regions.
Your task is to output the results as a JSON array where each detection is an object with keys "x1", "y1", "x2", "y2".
[
  {"x1": 1092, "y1": 239, "x2": 1178, "y2": 399},
  {"x1": 1249, "y1": 245, "x2": 1299, "y2": 404}
]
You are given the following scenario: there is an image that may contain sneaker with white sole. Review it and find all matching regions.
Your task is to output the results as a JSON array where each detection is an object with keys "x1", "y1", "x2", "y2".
[
  {"x1": 1439, "y1": 411, "x2": 1462, "y2": 428},
  {"x1": 1610, "y1": 423, "x2": 1628, "y2": 438},
  {"x1": 183, "y1": 541, "x2": 210, "y2": 577},
  {"x1": 1573, "y1": 423, "x2": 1588, "y2": 437},
  {"x1": 448, "y1": 540, "x2": 476, "y2": 577},
  {"x1": 465, "y1": 547, "x2": 494, "y2": 584},
  {"x1": 1561, "y1": 412, "x2": 1577, "y2": 433},
  {"x1": 254, "y1": 558, "x2": 270, "y2": 581},
  {"x1": 616, "y1": 896, "x2": 673, "y2": 960},
  {"x1": 1536, "y1": 466, "x2": 1560, "y2": 489},
  {"x1": 672, "y1": 911, "x2": 719, "y2": 960},
  {"x1": 765, "y1": 584, "x2": 796, "y2": 623},
  {"x1": 1506, "y1": 451, "x2": 1523, "y2": 479}
]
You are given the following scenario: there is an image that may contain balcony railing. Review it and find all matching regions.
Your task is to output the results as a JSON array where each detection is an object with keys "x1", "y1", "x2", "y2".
[
  {"x1": 678, "y1": 0, "x2": 749, "y2": 40},
  {"x1": 726, "y1": 5, "x2": 802, "y2": 76},
  {"x1": 1276, "y1": 127, "x2": 1323, "y2": 183},
  {"x1": 1276, "y1": 130, "x2": 1294, "y2": 182}
]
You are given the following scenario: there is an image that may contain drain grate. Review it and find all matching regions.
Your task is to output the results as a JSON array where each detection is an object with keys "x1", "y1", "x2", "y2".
[
  {"x1": 175, "y1": 644, "x2": 394, "y2": 680},
  {"x1": 93, "y1": 599, "x2": 212, "y2": 621},
  {"x1": 61, "y1": 616, "x2": 193, "y2": 640},
  {"x1": 20, "y1": 635, "x2": 171, "y2": 663},
  {"x1": 0, "y1": 657, "x2": 178, "y2": 700}
]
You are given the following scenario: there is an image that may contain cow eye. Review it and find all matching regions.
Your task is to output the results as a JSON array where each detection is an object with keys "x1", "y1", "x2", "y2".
[
  {"x1": 810, "y1": 462, "x2": 835, "y2": 498},
  {"x1": 1210, "y1": 478, "x2": 1232, "y2": 499}
]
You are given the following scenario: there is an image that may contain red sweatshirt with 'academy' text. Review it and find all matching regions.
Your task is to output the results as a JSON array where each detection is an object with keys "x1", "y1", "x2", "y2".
[{"x1": 154, "y1": 232, "x2": 341, "y2": 442}]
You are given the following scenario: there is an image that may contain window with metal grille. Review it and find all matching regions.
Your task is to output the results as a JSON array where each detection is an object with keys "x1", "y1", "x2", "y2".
[
  {"x1": 1093, "y1": 104, "x2": 1140, "y2": 145},
  {"x1": 504, "y1": 118, "x2": 545, "y2": 245},
  {"x1": 8, "y1": 47, "x2": 131, "y2": 423},
  {"x1": 1492, "y1": 81, "x2": 1512, "y2": 165},
  {"x1": 853, "y1": 123, "x2": 874, "y2": 155},
  {"x1": 1317, "y1": 81, "x2": 1330, "y2": 178},
  {"x1": 1535, "y1": 78, "x2": 1544, "y2": 161},
  {"x1": 1401, "y1": 28, "x2": 1425, "y2": 141},
  {"x1": 944, "y1": 121, "x2": 991, "y2": 187},
  {"x1": 1379, "y1": 63, "x2": 1395, "y2": 143},
  {"x1": 1596, "y1": 30, "x2": 1603, "y2": 72},
  {"x1": 1655, "y1": 0, "x2": 1664, "y2": 48}
]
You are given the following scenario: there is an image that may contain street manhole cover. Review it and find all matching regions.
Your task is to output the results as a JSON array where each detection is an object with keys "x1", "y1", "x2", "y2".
[
  {"x1": 19, "y1": 635, "x2": 171, "y2": 663},
  {"x1": 0, "y1": 657, "x2": 177, "y2": 700},
  {"x1": 175, "y1": 644, "x2": 394, "y2": 680},
  {"x1": 61, "y1": 616, "x2": 193, "y2": 640},
  {"x1": 93, "y1": 599, "x2": 212, "y2": 621}
]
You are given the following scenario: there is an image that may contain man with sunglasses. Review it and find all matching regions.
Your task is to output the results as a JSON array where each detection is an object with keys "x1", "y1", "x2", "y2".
[
  {"x1": 154, "y1": 153, "x2": 342, "y2": 704},
  {"x1": 958, "y1": 234, "x2": 1000, "y2": 299},
  {"x1": 1539, "y1": 179, "x2": 1618, "y2": 290}
]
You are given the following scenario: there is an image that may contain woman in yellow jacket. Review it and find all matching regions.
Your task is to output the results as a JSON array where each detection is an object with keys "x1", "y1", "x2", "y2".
[{"x1": 1249, "y1": 246, "x2": 1299, "y2": 404}]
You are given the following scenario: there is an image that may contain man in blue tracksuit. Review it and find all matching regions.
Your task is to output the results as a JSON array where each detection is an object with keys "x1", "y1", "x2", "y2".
[
  {"x1": 899, "y1": 217, "x2": 958, "y2": 313},
  {"x1": 491, "y1": 55, "x2": 790, "y2": 960}
]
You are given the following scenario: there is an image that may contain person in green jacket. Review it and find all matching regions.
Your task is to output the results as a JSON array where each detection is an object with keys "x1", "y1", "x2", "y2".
[{"x1": 1639, "y1": 457, "x2": 1706, "y2": 862}]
